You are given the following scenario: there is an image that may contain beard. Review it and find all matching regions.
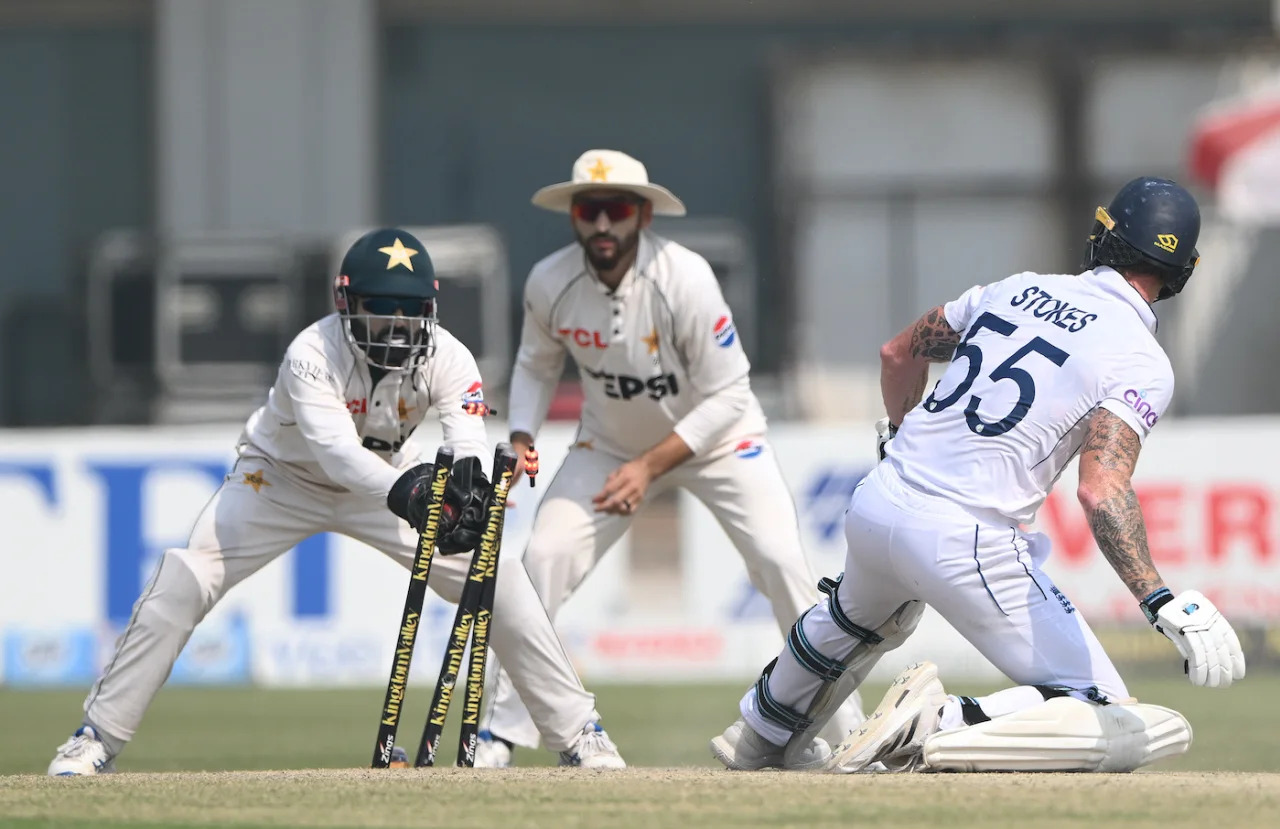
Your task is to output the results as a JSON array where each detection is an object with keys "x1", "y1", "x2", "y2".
[
  {"x1": 581, "y1": 227, "x2": 641, "y2": 272},
  {"x1": 371, "y1": 323, "x2": 415, "y2": 367}
]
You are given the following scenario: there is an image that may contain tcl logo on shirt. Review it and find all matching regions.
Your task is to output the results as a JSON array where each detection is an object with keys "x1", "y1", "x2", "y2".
[
  {"x1": 582, "y1": 366, "x2": 679, "y2": 401},
  {"x1": 559, "y1": 328, "x2": 609, "y2": 349},
  {"x1": 346, "y1": 398, "x2": 368, "y2": 415}
]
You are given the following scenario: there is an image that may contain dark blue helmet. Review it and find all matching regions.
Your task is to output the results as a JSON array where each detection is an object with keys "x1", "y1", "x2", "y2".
[
  {"x1": 333, "y1": 228, "x2": 439, "y2": 369},
  {"x1": 1084, "y1": 177, "x2": 1201, "y2": 300}
]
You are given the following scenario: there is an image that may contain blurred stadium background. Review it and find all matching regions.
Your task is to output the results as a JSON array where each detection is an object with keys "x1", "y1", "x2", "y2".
[{"x1": 2, "y1": 0, "x2": 1280, "y2": 775}]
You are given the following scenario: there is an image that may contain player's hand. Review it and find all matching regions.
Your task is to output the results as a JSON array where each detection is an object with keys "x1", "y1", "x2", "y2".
[
  {"x1": 592, "y1": 459, "x2": 651, "y2": 515},
  {"x1": 508, "y1": 433, "x2": 539, "y2": 508},
  {"x1": 435, "y1": 456, "x2": 492, "y2": 555},
  {"x1": 875, "y1": 417, "x2": 898, "y2": 462},
  {"x1": 387, "y1": 458, "x2": 492, "y2": 554},
  {"x1": 1142, "y1": 588, "x2": 1246, "y2": 688}
]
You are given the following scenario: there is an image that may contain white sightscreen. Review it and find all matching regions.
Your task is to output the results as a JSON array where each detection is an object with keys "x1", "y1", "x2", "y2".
[{"x1": 780, "y1": 59, "x2": 1055, "y2": 187}]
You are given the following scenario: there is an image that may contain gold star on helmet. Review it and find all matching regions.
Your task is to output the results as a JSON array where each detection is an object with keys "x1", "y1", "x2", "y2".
[
  {"x1": 642, "y1": 327, "x2": 660, "y2": 355},
  {"x1": 397, "y1": 398, "x2": 417, "y2": 421},
  {"x1": 378, "y1": 237, "x2": 418, "y2": 271},
  {"x1": 587, "y1": 158, "x2": 611, "y2": 182}
]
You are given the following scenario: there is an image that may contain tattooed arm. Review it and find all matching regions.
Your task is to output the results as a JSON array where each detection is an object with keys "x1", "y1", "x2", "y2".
[
  {"x1": 1077, "y1": 408, "x2": 1165, "y2": 600},
  {"x1": 879, "y1": 305, "x2": 961, "y2": 426}
]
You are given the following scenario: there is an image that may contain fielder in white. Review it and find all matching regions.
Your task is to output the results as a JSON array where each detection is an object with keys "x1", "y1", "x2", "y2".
[
  {"x1": 712, "y1": 177, "x2": 1247, "y2": 774},
  {"x1": 475, "y1": 149, "x2": 863, "y2": 767},
  {"x1": 48, "y1": 228, "x2": 623, "y2": 776}
]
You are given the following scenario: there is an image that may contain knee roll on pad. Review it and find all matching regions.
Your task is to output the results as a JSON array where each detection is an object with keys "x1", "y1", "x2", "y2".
[
  {"x1": 921, "y1": 697, "x2": 1192, "y2": 773},
  {"x1": 818, "y1": 575, "x2": 886, "y2": 644}
]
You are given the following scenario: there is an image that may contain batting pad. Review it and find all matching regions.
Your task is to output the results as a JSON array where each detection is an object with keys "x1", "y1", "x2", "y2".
[
  {"x1": 782, "y1": 599, "x2": 924, "y2": 767},
  {"x1": 921, "y1": 697, "x2": 1191, "y2": 773}
]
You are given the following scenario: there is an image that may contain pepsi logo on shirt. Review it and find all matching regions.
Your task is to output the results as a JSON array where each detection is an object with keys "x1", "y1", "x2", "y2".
[{"x1": 713, "y1": 315, "x2": 736, "y2": 348}]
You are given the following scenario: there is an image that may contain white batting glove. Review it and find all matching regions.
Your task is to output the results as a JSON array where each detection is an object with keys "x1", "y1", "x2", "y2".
[
  {"x1": 1141, "y1": 588, "x2": 1246, "y2": 688},
  {"x1": 875, "y1": 418, "x2": 897, "y2": 462}
]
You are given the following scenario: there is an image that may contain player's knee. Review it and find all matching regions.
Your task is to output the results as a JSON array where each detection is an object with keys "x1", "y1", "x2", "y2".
[
  {"x1": 744, "y1": 537, "x2": 808, "y2": 575},
  {"x1": 522, "y1": 539, "x2": 592, "y2": 601},
  {"x1": 133, "y1": 551, "x2": 212, "y2": 630},
  {"x1": 922, "y1": 697, "x2": 1191, "y2": 773},
  {"x1": 742, "y1": 543, "x2": 814, "y2": 604},
  {"x1": 522, "y1": 533, "x2": 560, "y2": 573},
  {"x1": 1095, "y1": 702, "x2": 1192, "y2": 772},
  {"x1": 165, "y1": 544, "x2": 228, "y2": 601}
]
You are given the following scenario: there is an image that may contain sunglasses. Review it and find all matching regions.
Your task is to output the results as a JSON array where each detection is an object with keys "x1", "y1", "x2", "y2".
[
  {"x1": 571, "y1": 199, "x2": 639, "y2": 223},
  {"x1": 357, "y1": 296, "x2": 436, "y2": 317}
]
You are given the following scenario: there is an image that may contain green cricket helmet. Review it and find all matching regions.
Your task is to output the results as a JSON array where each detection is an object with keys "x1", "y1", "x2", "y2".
[{"x1": 334, "y1": 228, "x2": 438, "y2": 369}]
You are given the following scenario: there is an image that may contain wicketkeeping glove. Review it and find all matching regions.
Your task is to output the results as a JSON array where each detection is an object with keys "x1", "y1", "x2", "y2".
[
  {"x1": 434, "y1": 456, "x2": 491, "y2": 555},
  {"x1": 387, "y1": 456, "x2": 492, "y2": 555},
  {"x1": 1140, "y1": 588, "x2": 1246, "y2": 688},
  {"x1": 875, "y1": 417, "x2": 898, "y2": 461}
]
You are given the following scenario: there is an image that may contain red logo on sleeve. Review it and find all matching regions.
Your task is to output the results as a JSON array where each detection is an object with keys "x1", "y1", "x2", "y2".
[{"x1": 461, "y1": 381, "x2": 494, "y2": 416}]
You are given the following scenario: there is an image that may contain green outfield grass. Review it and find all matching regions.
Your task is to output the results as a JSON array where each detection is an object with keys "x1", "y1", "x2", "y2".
[{"x1": 1, "y1": 677, "x2": 1277, "y2": 828}]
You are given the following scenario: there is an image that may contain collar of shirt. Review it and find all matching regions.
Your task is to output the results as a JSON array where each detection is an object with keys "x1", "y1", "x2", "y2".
[{"x1": 1092, "y1": 266, "x2": 1158, "y2": 334}]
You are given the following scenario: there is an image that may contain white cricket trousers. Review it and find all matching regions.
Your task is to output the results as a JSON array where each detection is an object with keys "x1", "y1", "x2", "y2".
[
  {"x1": 483, "y1": 437, "x2": 864, "y2": 748},
  {"x1": 82, "y1": 455, "x2": 600, "y2": 753},
  {"x1": 742, "y1": 461, "x2": 1127, "y2": 747}
]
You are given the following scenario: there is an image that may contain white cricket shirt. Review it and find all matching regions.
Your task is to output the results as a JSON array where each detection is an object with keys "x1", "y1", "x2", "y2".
[
  {"x1": 239, "y1": 314, "x2": 489, "y2": 498},
  {"x1": 508, "y1": 230, "x2": 767, "y2": 458},
  {"x1": 888, "y1": 266, "x2": 1174, "y2": 525}
]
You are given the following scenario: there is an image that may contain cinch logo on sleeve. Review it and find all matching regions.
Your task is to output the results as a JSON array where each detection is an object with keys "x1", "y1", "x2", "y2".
[
  {"x1": 713, "y1": 316, "x2": 736, "y2": 348},
  {"x1": 462, "y1": 381, "x2": 484, "y2": 405},
  {"x1": 1123, "y1": 388, "x2": 1159, "y2": 428},
  {"x1": 734, "y1": 440, "x2": 763, "y2": 459}
]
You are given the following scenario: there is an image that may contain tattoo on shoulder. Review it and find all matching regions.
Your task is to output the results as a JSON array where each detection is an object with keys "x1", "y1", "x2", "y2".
[
  {"x1": 1081, "y1": 408, "x2": 1141, "y2": 475},
  {"x1": 909, "y1": 307, "x2": 961, "y2": 362}
]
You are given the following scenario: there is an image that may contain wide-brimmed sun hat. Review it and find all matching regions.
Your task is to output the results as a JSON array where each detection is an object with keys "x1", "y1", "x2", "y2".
[{"x1": 531, "y1": 149, "x2": 687, "y2": 217}]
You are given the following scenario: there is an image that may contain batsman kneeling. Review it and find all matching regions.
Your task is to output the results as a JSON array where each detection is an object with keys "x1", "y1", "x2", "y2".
[{"x1": 711, "y1": 177, "x2": 1245, "y2": 774}]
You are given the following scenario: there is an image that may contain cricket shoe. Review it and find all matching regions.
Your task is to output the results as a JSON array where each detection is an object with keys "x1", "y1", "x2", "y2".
[
  {"x1": 710, "y1": 719, "x2": 832, "y2": 771},
  {"x1": 558, "y1": 722, "x2": 626, "y2": 769},
  {"x1": 823, "y1": 661, "x2": 948, "y2": 773},
  {"x1": 48, "y1": 726, "x2": 115, "y2": 777},
  {"x1": 473, "y1": 730, "x2": 514, "y2": 768}
]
